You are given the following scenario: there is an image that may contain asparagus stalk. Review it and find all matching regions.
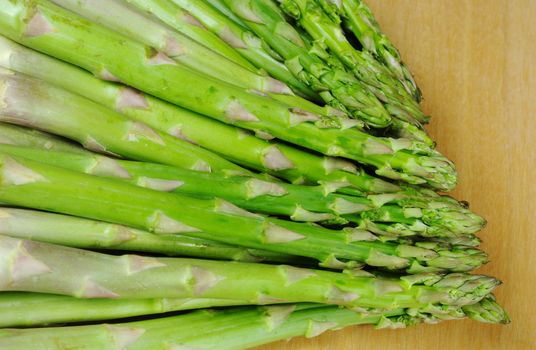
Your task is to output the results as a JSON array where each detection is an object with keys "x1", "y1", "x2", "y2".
[
  {"x1": 0, "y1": 235, "x2": 497, "y2": 308},
  {"x1": 0, "y1": 292, "x2": 249, "y2": 327},
  {"x1": 0, "y1": 35, "x2": 399, "y2": 193},
  {"x1": 0, "y1": 2, "x2": 456, "y2": 189},
  {"x1": 276, "y1": 0, "x2": 427, "y2": 123},
  {"x1": 0, "y1": 144, "x2": 486, "y2": 238},
  {"x1": 125, "y1": 0, "x2": 320, "y2": 100},
  {"x1": 0, "y1": 297, "x2": 509, "y2": 350},
  {"x1": 0, "y1": 154, "x2": 487, "y2": 272},
  {"x1": 51, "y1": 0, "x2": 337, "y2": 119},
  {"x1": 0, "y1": 122, "x2": 85, "y2": 154},
  {"x1": 123, "y1": 0, "x2": 257, "y2": 72},
  {"x1": 318, "y1": 0, "x2": 422, "y2": 101},
  {"x1": 0, "y1": 70, "x2": 244, "y2": 174},
  {"x1": 0, "y1": 207, "x2": 301, "y2": 264},
  {"x1": 174, "y1": 0, "x2": 393, "y2": 128},
  {"x1": 223, "y1": 0, "x2": 432, "y2": 145}
]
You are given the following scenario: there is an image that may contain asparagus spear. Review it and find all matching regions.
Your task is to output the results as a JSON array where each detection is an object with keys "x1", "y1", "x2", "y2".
[
  {"x1": 0, "y1": 235, "x2": 497, "y2": 307},
  {"x1": 51, "y1": 0, "x2": 338, "y2": 119},
  {"x1": 276, "y1": 0, "x2": 426, "y2": 123},
  {"x1": 0, "y1": 2, "x2": 456, "y2": 189},
  {"x1": 318, "y1": 0, "x2": 422, "y2": 101},
  {"x1": 124, "y1": 0, "x2": 257, "y2": 72},
  {"x1": 0, "y1": 207, "x2": 301, "y2": 264},
  {"x1": 0, "y1": 297, "x2": 508, "y2": 350},
  {"x1": 125, "y1": 0, "x2": 320, "y2": 100},
  {"x1": 174, "y1": 0, "x2": 393, "y2": 128},
  {"x1": 0, "y1": 122, "x2": 85, "y2": 154},
  {"x1": 0, "y1": 70, "x2": 244, "y2": 174},
  {"x1": 0, "y1": 35, "x2": 399, "y2": 193},
  {"x1": 0, "y1": 292, "x2": 249, "y2": 327},
  {"x1": 0, "y1": 144, "x2": 486, "y2": 238},
  {"x1": 0, "y1": 154, "x2": 487, "y2": 272},
  {"x1": 222, "y1": 0, "x2": 432, "y2": 145}
]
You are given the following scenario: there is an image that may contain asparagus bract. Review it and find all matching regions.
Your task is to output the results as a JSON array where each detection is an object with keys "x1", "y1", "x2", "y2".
[
  {"x1": 0, "y1": 1, "x2": 456, "y2": 188},
  {"x1": 0, "y1": 154, "x2": 487, "y2": 272}
]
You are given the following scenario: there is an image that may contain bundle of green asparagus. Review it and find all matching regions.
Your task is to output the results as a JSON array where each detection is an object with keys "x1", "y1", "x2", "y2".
[{"x1": 0, "y1": 0, "x2": 507, "y2": 348}]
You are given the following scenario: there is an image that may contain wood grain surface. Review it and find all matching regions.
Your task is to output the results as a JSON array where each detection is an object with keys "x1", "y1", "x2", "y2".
[{"x1": 256, "y1": 0, "x2": 536, "y2": 349}]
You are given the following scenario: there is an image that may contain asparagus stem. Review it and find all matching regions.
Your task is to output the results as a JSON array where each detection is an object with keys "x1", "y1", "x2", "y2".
[
  {"x1": 0, "y1": 297, "x2": 508, "y2": 350},
  {"x1": 0, "y1": 0, "x2": 457, "y2": 188},
  {"x1": 126, "y1": 0, "x2": 320, "y2": 100},
  {"x1": 0, "y1": 35, "x2": 400, "y2": 193},
  {"x1": 0, "y1": 70, "x2": 244, "y2": 175},
  {"x1": 0, "y1": 144, "x2": 486, "y2": 239},
  {"x1": 0, "y1": 235, "x2": 498, "y2": 308},
  {"x1": 0, "y1": 292, "x2": 249, "y2": 327},
  {"x1": 51, "y1": 0, "x2": 334, "y2": 118},
  {"x1": 318, "y1": 0, "x2": 422, "y2": 101},
  {"x1": 0, "y1": 123, "x2": 85, "y2": 154},
  {"x1": 123, "y1": 0, "x2": 257, "y2": 72},
  {"x1": 224, "y1": 0, "x2": 432, "y2": 144},
  {"x1": 189, "y1": 0, "x2": 394, "y2": 129},
  {"x1": 0, "y1": 154, "x2": 487, "y2": 272},
  {"x1": 0, "y1": 207, "x2": 301, "y2": 263}
]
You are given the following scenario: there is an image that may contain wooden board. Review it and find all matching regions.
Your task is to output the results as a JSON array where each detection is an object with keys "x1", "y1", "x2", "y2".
[{"x1": 256, "y1": 0, "x2": 536, "y2": 349}]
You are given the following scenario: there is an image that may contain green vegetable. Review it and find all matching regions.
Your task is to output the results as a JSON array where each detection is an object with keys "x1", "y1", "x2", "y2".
[
  {"x1": 0, "y1": 35, "x2": 400, "y2": 193},
  {"x1": 0, "y1": 3, "x2": 457, "y2": 189},
  {"x1": 0, "y1": 144, "x2": 486, "y2": 239},
  {"x1": 0, "y1": 235, "x2": 497, "y2": 307},
  {"x1": 318, "y1": 0, "x2": 422, "y2": 101},
  {"x1": 0, "y1": 154, "x2": 487, "y2": 272},
  {"x1": 0, "y1": 207, "x2": 300, "y2": 263},
  {"x1": 51, "y1": 0, "x2": 337, "y2": 119},
  {"x1": 0, "y1": 292, "x2": 248, "y2": 328},
  {"x1": 276, "y1": 0, "x2": 426, "y2": 123},
  {"x1": 0, "y1": 296, "x2": 508, "y2": 348},
  {"x1": 0, "y1": 70, "x2": 244, "y2": 174},
  {"x1": 126, "y1": 0, "x2": 320, "y2": 100}
]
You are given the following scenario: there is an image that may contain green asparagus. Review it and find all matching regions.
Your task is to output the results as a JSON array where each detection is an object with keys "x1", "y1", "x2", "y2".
[
  {"x1": 0, "y1": 207, "x2": 301, "y2": 263},
  {"x1": 0, "y1": 144, "x2": 486, "y2": 239},
  {"x1": 0, "y1": 70, "x2": 244, "y2": 174},
  {"x1": 0, "y1": 235, "x2": 497, "y2": 307},
  {"x1": 0, "y1": 154, "x2": 487, "y2": 272},
  {"x1": 175, "y1": 0, "x2": 393, "y2": 128},
  {"x1": 0, "y1": 122, "x2": 85, "y2": 154},
  {"x1": 126, "y1": 0, "x2": 320, "y2": 100},
  {"x1": 276, "y1": 0, "x2": 426, "y2": 122},
  {"x1": 0, "y1": 35, "x2": 400, "y2": 192},
  {"x1": 0, "y1": 292, "x2": 249, "y2": 328},
  {"x1": 318, "y1": 0, "x2": 422, "y2": 101},
  {"x1": 0, "y1": 3, "x2": 457, "y2": 189},
  {"x1": 0, "y1": 292, "x2": 509, "y2": 330},
  {"x1": 223, "y1": 0, "x2": 433, "y2": 145},
  {"x1": 51, "y1": 0, "x2": 340, "y2": 120}
]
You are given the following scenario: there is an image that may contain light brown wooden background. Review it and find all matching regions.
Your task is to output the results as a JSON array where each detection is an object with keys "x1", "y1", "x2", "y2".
[{"x1": 257, "y1": 0, "x2": 536, "y2": 349}]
